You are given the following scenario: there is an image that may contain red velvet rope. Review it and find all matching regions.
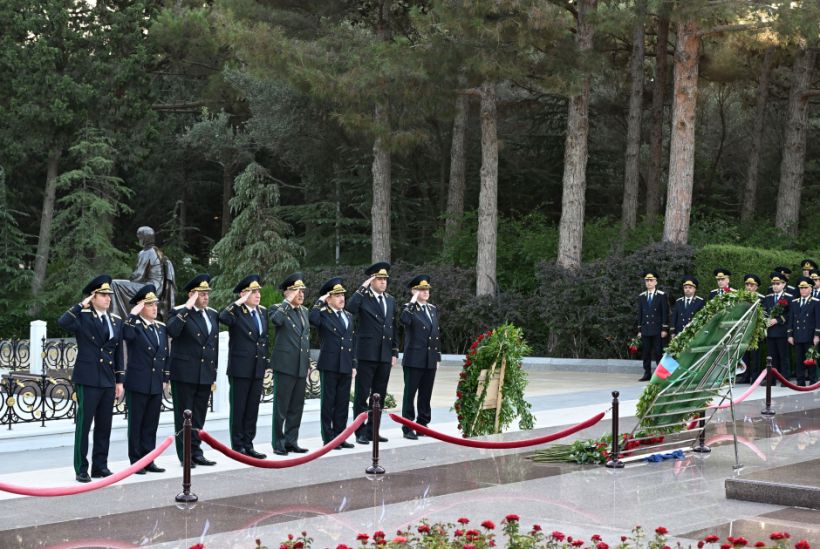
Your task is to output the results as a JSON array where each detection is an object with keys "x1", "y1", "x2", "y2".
[
  {"x1": 389, "y1": 412, "x2": 606, "y2": 449},
  {"x1": 0, "y1": 435, "x2": 174, "y2": 497},
  {"x1": 770, "y1": 367, "x2": 820, "y2": 392},
  {"x1": 198, "y1": 412, "x2": 368, "y2": 468}
]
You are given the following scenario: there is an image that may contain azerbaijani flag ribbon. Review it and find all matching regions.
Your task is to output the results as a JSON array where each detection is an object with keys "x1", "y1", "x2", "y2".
[{"x1": 654, "y1": 353, "x2": 680, "y2": 380}]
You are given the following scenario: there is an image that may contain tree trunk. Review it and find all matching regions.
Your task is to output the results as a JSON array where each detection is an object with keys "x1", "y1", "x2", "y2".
[
  {"x1": 475, "y1": 81, "x2": 498, "y2": 297},
  {"x1": 740, "y1": 46, "x2": 773, "y2": 224},
  {"x1": 557, "y1": 0, "x2": 596, "y2": 271},
  {"x1": 371, "y1": 100, "x2": 392, "y2": 262},
  {"x1": 221, "y1": 163, "x2": 233, "y2": 237},
  {"x1": 444, "y1": 90, "x2": 468, "y2": 254},
  {"x1": 646, "y1": 11, "x2": 669, "y2": 219},
  {"x1": 620, "y1": 0, "x2": 646, "y2": 234},
  {"x1": 775, "y1": 47, "x2": 816, "y2": 236},
  {"x1": 31, "y1": 148, "x2": 61, "y2": 302},
  {"x1": 662, "y1": 19, "x2": 700, "y2": 245}
]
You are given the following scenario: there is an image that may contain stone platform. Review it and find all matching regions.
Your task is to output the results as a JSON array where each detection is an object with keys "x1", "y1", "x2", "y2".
[{"x1": 726, "y1": 458, "x2": 820, "y2": 509}]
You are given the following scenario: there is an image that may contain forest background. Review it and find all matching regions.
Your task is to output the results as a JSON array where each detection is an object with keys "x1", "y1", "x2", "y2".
[{"x1": 0, "y1": 0, "x2": 818, "y2": 359}]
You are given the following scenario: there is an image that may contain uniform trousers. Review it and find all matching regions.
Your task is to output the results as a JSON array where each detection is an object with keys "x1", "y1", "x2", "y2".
[
  {"x1": 319, "y1": 370, "x2": 352, "y2": 443},
  {"x1": 229, "y1": 376, "x2": 263, "y2": 451},
  {"x1": 126, "y1": 390, "x2": 162, "y2": 464},
  {"x1": 272, "y1": 371, "x2": 306, "y2": 450},
  {"x1": 401, "y1": 366, "x2": 436, "y2": 434},
  {"x1": 73, "y1": 384, "x2": 114, "y2": 475},
  {"x1": 171, "y1": 381, "x2": 211, "y2": 461},
  {"x1": 353, "y1": 359, "x2": 392, "y2": 439}
]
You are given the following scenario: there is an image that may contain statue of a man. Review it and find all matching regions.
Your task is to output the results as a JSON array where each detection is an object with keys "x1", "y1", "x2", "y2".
[
  {"x1": 131, "y1": 226, "x2": 164, "y2": 290},
  {"x1": 110, "y1": 227, "x2": 176, "y2": 320}
]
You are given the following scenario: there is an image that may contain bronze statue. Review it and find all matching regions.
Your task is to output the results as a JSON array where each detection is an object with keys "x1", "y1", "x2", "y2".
[{"x1": 110, "y1": 227, "x2": 176, "y2": 320}]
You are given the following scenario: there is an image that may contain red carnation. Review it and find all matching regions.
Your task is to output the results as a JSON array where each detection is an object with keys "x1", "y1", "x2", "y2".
[
  {"x1": 733, "y1": 537, "x2": 748, "y2": 546},
  {"x1": 460, "y1": 372, "x2": 467, "y2": 379},
  {"x1": 705, "y1": 535, "x2": 721, "y2": 543},
  {"x1": 338, "y1": 546, "x2": 352, "y2": 549},
  {"x1": 418, "y1": 524, "x2": 431, "y2": 534},
  {"x1": 456, "y1": 391, "x2": 463, "y2": 398},
  {"x1": 770, "y1": 533, "x2": 785, "y2": 541},
  {"x1": 294, "y1": 542, "x2": 304, "y2": 549},
  {"x1": 592, "y1": 534, "x2": 602, "y2": 542},
  {"x1": 463, "y1": 545, "x2": 476, "y2": 549},
  {"x1": 698, "y1": 542, "x2": 705, "y2": 548},
  {"x1": 481, "y1": 520, "x2": 495, "y2": 529},
  {"x1": 280, "y1": 545, "x2": 289, "y2": 549},
  {"x1": 189, "y1": 545, "x2": 205, "y2": 549},
  {"x1": 373, "y1": 531, "x2": 385, "y2": 539},
  {"x1": 722, "y1": 544, "x2": 732, "y2": 549},
  {"x1": 457, "y1": 517, "x2": 470, "y2": 525},
  {"x1": 550, "y1": 530, "x2": 563, "y2": 540},
  {"x1": 622, "y1": 537, "x2": 629, "y2": 542},
  {"x1": 356, "y1": 533, "x2": 369, "y2": 541},
  {"x1": 804, "y1": 359, "x2": 816, "y2": 366},
  {"x1": 795, "y1": 541, "x2": 810, "y2": 549},
  {"x1": 597, "y1": 543, "x2": 609, "y2": 549},
  {"x1": 393, "y1": 536, "x2": 407, "y2": 544},
  {"x1": 755, "y1": 543, "x2": 765, "y2": 548},
  {"x1": 572, "y1": 540, "x2": 585, "y2": 547},
  {"x1": 505, "y1": 514, "x2": 520, "y2": 522},
  {"x1": 778, "y1": 298, "x2": 789, "y2": 306},
  {"x1": 455, "y1": 529, "x2": 464, "y2": 537},
  {"x1": 656, "y1": 527, "x2": 669, "y2": 536}
]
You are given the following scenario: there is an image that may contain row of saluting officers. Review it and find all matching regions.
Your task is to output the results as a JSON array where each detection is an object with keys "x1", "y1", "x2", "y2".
[
  {"x1": 59, "y1": 262, "x2": 440, "y2": 483},
  {"x1": 636, "y1": 264, "x2": 820, "y2": 386}
]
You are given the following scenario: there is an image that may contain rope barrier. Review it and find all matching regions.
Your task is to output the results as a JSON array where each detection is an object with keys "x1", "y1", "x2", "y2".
[
  {"x1": 389, "y1": 411, "x2": 606, "y2": 449},
  {"x1": 198, "y1": 413, "x2": 368, "y2": 468},
  {"x1": 0, "y1": 435, "x2": 174, "y2": 497},
  {"x1": 770, "y1": 368, "x2": 820, "y2": 392},
  {"x1": 709, "y1": 369, "x2": 769, "y2": 409}
]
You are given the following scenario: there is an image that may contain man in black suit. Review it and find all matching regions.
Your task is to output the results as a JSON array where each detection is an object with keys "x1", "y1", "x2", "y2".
[
  {"x1": 219, "y1": 275, "x2": 269, "y2": 459},
  {"x1": 707, "y1": 268, "x2": 734, "y2": 301},
  {"x1": 399, "y1": 275, "x2": 441, "y2": 440},
  {"x1": 801, "y1": 259, "x2": 818, "y2": 278},
  {"x1": 269, "y1": 272, "x2": 311, "y2": 455},
  {"x1": 636, "y1": 270, "x2": 669, "y2": 382},
  {"x1": 58, "y1": 275, "x2": 124, "y2": 483},
  {"x1": 810, "y1": 269, "x2": 820, "y2": 299},
  {"x1": 123, "y1": 284, "x2": 169, "y2": 474},
  {"x1": 773, "y1": 266, "x2": 796, "y2": 295},
  {"x1": 670, "y1": 276, "x2": 704, "y2": 337},
  {"x1": 310, "y1": 277, "x2": 356, "y2": 449},
  {"x1": 738, "y1": 274, "x2": 765, "y2": 383},
  {"x1": 764, "y1": 271, "x2": 793, "y2": 385},
  {"x1": 787, "y1": 277, "x2": 820, "y2": 386},
  {"x1": 166, "y1": 274, "x2": 219, "y2": 466},
  {"x1": 346, "y1": 262, "x2": 399, "y2": 444}
]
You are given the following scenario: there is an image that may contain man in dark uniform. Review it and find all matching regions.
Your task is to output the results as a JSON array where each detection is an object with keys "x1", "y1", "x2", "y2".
[
  {"x1": 773, "y1": 266, "x2": 796, "y2": 295},
  {"x1": 58, "y1": 275, "x2": 124, "y2": 483},
  {"x1": 707, "y1": 268, "x2": 734, "y2": 301},
  {"x1": 787, "y1": 276, "x2": 820, "y2": 386},
  {"x1": 346, "y1": 262, "x2": 399, "y2": 444},
  {"x1": 800, "y1": 259, "x2": 818, "y2": 278},
  {"x1": 123, "y1": 284, "x2": 169, "y2": 474},
  {"x1": 219, "y1": 275, "x2": 269, "y2": 459},
  {"x1": 399, "y1": 275, "x2": 441, "y2": 440},
  {"x1": 738, "y1": 274, "x2": 765, "y2": 384},
  {"x1": 269, "y1": 273, "x2": 311, "y2": 455},
  {"x1": 764, "y1": 272, "x2": 793, "y2": 386},
  {"x1": 810, "y1": 269, "x2": 820, "y2": 299},
  {"x1": 636, "y1": 270, "x2": 669, "y2": 382},
  {"x1": 310, "y1": 277, "x2": 356, "y2": 450},
  {"x1": 166, "y1": 274, "x2": 218, "y2": 466},
  {"x1": 670, "y1": 276, "x2": 704, "y2": 338}
]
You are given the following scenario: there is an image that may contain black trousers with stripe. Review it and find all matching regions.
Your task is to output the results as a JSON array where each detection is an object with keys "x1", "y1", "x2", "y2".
[
  {"x1": 171, "y1": 381, "x2": 211, "y2": 461},
  {"x1": 401, "y1": 366, "x2": 436, "y2": 434},
  {"x1": 272, "y1": 371, "x2": 306, "y2": 450},
  {"x1": 126, "y1": 390, "x2": 162, "y2": 464},
  {"x1": 74, "y1": 384, "x2": 115, "y2": 475},
  {"x1": 353, "y1": 359, "x2": 392, "y2": 438},
  {"x1": 319, "y1": 370, "x2": 352, "y2": 443},
  {"x1": 229, "y1": 376, "x2": 264, "y2": 451}
]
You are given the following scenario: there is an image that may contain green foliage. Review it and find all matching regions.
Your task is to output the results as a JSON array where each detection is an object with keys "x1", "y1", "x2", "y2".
[
  {"x1": 0, "y1": 167, "x2": 33, "y2": 336},
  {"x1": 693, "y1": 244, "x2": 816, "y2": 292}
]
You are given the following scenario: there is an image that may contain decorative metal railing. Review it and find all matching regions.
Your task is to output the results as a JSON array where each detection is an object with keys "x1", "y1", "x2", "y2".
[{"x1": 0, "y1": 338, "x2": 31, "y2": 372}]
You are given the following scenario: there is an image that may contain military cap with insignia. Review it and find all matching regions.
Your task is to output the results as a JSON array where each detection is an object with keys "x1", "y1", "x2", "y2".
[
  {"x1": 743, "y1": 274, "x2": 761, "y2": 286},
  {"x1": 82, "y1": 274, "x2": 114, "y2": 296},
  {"x1": 802, "y1": 259, "x2": 819, "y2": 271},
  {"x1": 773, "y1": 266, "x2": 792, "y2": 277},
  {"x1": 769, "y1": 271, "x2": 787, "y2": 283},
  {"x1": 365, "y1": 262, "x2": 391, "y2": 278},
  {"x1": 130, "y1": 284, "x2": 159, "y2": 305},
  {"x1": 407, "y1": 274, "x2": 432, "y2": 290},
  {"x1": 810, "y1": 269, "x2": 820, "y2": 280},
  {"x1": 713, "y1": 268, "x2": 731, "y2": 279},
  {"x1": 233, "y1": 274, "x2": 262, "y2": 294},
  {"x1": 279, "y1": 272, "x2": 307, "y2": 291},
  {"x1": 641, "y1": 269, "x2": 658, "y2": 280},
  {"x1": 796, "y1": 276, "x2": 813, "y2": 289},
  {"x1": 681, "y1": 275, "x2": 699, "y2": 288},
  {"x1": 319, "y1": 277, "x2": 346, "y2": 296},
  {"x1": 182, "y1": 274, "x2": 212, "y2": 293}
]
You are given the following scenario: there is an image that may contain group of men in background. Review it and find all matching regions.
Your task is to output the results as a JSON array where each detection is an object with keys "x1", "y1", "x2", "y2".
[
  {"x1": 59, "y1": 262, "x2": 441, "y2": 483},
  {"x1": 636, "y1": 259, "x2": 820, "y2": 387}
]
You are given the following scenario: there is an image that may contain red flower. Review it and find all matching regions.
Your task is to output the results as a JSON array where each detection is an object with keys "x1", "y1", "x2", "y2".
[
  {"x1": 481, "y1": 520, "x2": 495, "y2": 529},
  {"x1": 280, "y1": 545, "x2": 289, "y2": 549},
  {"x1": 784, "y1": 533, "x2": 791, "y2": 539},
  {"x1": 418, "y1": 524, "x2": 431, "y2": 534},
  {"x1": 550, "y1": 530, "x2": 564, "y2": 540},
  {"x1": 721, "y1": 544, "x2": 732, "y2": 549},
  {"x1": 457, "y1": 517, "x2": 470, "y2": 525},
  {"x1": 373, "y1": 531, "x2": 385, "y2": 539},
  {"x1": 189, "y1": 545, "x2": 205, "y2": 549},
  {"x1": 705, "y1": 535, "x2": 721, "y2": 543},
  {"x1": 733, "y1": 537, "x2": 748, "y2": 546},
  {"x1": 356, "y1": 533, "x2": 369, "y2": 541},
  {"x1": 622, "y1": 536, "x2": 629, "y2": 542},
  {"x1": 455, "y1": 529, "x2": 464, "y2": 537},
  {"x1": 795, "y1": 541, "x2": 810, "y2": 549},
  {"x1": 755, "y1": 543, "x2": 765, "y2": 548},
  {"x1": 572, "y1": 540, "x2": 585, "y2": 547},
  {"x1": 463, "y1": 545, "x2": 476, "y2": 549},
  {"x1": 337, "y1": 546, "x2": 352, "y2": 549},
  {"x1": 456, "y1": 391, "x2": 463, "y2": 398},
  {"x1": 778, "y1": 298, "x2": 789, "y2": 306},
  {"x1": 459, "y1": 372, "x2": 467, "y2": 379},
  {"x1": 256, "y1": 540, "x2": 262, "y2": 547},
  {"x1": 803, "y1": 359, "x2": 816, "y2": 366},
  {"x1": 698, "y1": 543, "x2": 705, "y2": 549},
  {"x1": 592, "y1": 534, "x2": 602, "y2": 542},
  {"x1": 294, "y1": 542, "x2": 304, "y2": 549},
  {"x1": 505, "y1": 514, "x2": 520, "y2": 522},
  {"x1": 770, "y1": 533, "x2": 785, "y2": 541},
  {"x1": 392, "y1": 536, "x2": 407, "y2": 544},
  {"x1": 597, "y1": 543, "x2": 610, "y2": 549},
  {"x1": 656, "y1": 527, "x2": 669, "y2": 536}
]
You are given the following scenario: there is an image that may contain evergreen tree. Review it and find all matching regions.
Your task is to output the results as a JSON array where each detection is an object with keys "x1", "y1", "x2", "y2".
[{"x1": 0, "y1": 167, "x2": 33, "y2": 335}]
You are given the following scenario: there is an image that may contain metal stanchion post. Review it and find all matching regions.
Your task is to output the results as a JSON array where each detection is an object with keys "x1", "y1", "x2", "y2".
[
  {"x1": 366, "y1": 394, "x2": 386, "y2": 475},
  {"x1": 176, "y1": 409, "x2": 198, "y2": 503},
  {"x1": 761, "y1": 356, "x2": 775, "y2": 417},
  {"x1": 692, "y1": 412, "x2": 711, "y2": 453},
  {"x1": 606, "y1": 391, "x2": 624, "y2": 469}
]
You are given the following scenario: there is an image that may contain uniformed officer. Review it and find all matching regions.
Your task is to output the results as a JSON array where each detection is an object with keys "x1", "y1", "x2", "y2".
[
  {"x1": 738, "y1": 274, "x2": 765, "y2": 384},
  {"x1": 773, "y1": 266, "x2": 796, "y2": 295},
  {"x1": 309, "y1": 277, "x2": 356, "y2": 449},
  {"x1": 636, "y1": 270, "x2": 669, "y2": 382},
  {"x1": 58, "y1": 275, "x2": 124, "y2": 483},
  {"x1": 219, "y1": 275, "x2": 269, "y2": 459},
  {"x1": 800, "y1": 259, "x2": 818, "y2": 278},
  {"x1": 707, "y1": 268, "x2": 734, "y2": 301},
  {"x1": 399, "y1": 275, "x2": 441, "y2": 440},
  {"x1": 167, "y1": 274, "x2": 219, "y2": 466},
  {"x1": 810, "y1": 269, "x2": 820, "y2": 299},
  {"x1": 123, "y1": 284, "x2": 169, "y2": 474},
  {"x1": 764, "y1": 272, "x2": 792, "y2": 386},
  {"x1": 346, "y1": 262, "x2": 399, "y2": 444},
  {"x1": 787, "y1": 276, "x2": 820, "y2": 386},
  {"x1": 670, "y1": 276, "x2": 704, "y2": 337},
  {"x1": 269, "y1": 272, "x2": 311, "y2": 455}
]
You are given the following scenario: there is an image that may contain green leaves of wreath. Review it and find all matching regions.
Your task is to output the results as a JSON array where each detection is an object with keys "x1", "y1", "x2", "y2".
[{"x1": 453, "y1": 323, "x2": 535, "y2": 438}]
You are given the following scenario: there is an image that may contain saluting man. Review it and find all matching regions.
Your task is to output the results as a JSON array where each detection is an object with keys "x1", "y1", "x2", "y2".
[
  {"x1": 787, "y1": 277, "x2": 820, "y2": 387},
  {"x1": 707, "y1": 268, "x2": 734, "y2": 301},
  {"x1": 269, "y1": 273, "x2": 311, "y2": 456},
  {"x1": 123, "y1": 284, "x2": 169, "y2": 474},
  {"x1": 738, "y1": 274, "x2": 765, "y2": 384},
  {"x1": 167, "y1": 274, "x2": 219, "y2": 467},
  {"x1": 764, "y1": 271, "x2": 792, "y2": 386},
  {"x1": 670, "y1": 276, "x2": 704, "y2": 337},
  {"x1": 58, "y1": 275, "x2": 124, "y2": 483},
  {"x1": 219, "y1": 275, "x2": 269, "y2": 459},
  {"x1": 309, "y1": 277, "x2": 356, "y2": 450},
  {"x1": 636, "y1": 270, "x2": 669, "y2": 382},
  {"x1": 399, "y1": 275, "x2": 441, "y2": 440},
  {"x1": 346, "y1": 262, "x2": 399, "y2": 445}
]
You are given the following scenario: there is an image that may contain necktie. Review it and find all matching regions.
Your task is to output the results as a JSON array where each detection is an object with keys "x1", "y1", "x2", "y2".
[
  {"x1": 423, "y1": 304, "x2": 432, "y2": 322},
  {"x1": 251, "y1": 309, "x2": 262, "y2": 333},
  {"x1": 685, "y1": 298, "x2": 690, "y2": 308},
  {"x1": 647, "y1": 293, "x2": 653, "y2": 305},
  {"x1": 150, "y1": 324, "x2": 160, "y2": 345},
  {"x1": 801, "y1": 298, "x2": 805, "y2": 308},
  {"x1": 337, "y1": 310, "x2": 347, "y2": 329},
  {"x1": 100, "y1": 314, "x2": 112, "y2": 339},
  {"x1": 201, "y1": 310, "x2": 212, "y2": 333},
  {"x1": 378, "y1": 294, "x2": 386, "y2": 316}
]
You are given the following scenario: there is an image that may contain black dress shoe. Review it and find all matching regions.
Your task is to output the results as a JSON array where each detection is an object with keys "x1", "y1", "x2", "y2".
[
  {"x1": 416, "y1": 431, "x2": 426, "y2": 437},
  {"x1": 333, "y1": 444, "x2": 343, "y2": 450},
  {"x1": 246, "y1": 449, "x2": 267, "y2": 459},
  {"x1": 76, "y1": 472, "x2": 91, "y2": 483},
  {"x1": 182, "y1": 461, "x2": 196, "y2": 468},
  {"x1": 638, "y1": 375, "x2": 651, "y2": 382},
  {"x1": 356, "y1": 435, "x2": 370, "y2": 445},
  {"x1": 340, "y1": 441, "x2": 355, "y2": 449},
  {"x1": 403, "y1": 432, "x2": 418, "y2": 440},
  {"x1": 273, "y1": 447, "x2": 288, "y2": 456},
  {"x1": 285, "y1": 444, "x2": 308, "y2": 453},
  {"x1": 134, "y1": 467, "x2": 146, "y2": 475},
  {"x1": 91, "y1": 468, "x2": 113, "y2": 478},
  {"x1": 192, "y1": 456, "x2": 216, "y2": 466},
  {"x1": 233, "y1": 447, "x2": 249, "y2": 455},
  {"x1": 145, "y1": 463, "x2": 165, "y2": 473},
  {"x1": 377, "y1": 435, "x2": 388, "y2": 442}
]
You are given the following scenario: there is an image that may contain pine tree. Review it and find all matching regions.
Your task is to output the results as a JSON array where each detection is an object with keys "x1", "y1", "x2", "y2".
[{"x1": 0, "y1": 167, "x2": 33, "y2": 335}]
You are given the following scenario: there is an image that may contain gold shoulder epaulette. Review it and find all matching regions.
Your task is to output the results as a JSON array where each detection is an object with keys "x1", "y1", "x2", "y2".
[
  {"x1": 80, "y1": 309, "x2": 92, "y2": 313},
  {"x1": 155, "y1": 321, "x2": 166, "y2": 326}
]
